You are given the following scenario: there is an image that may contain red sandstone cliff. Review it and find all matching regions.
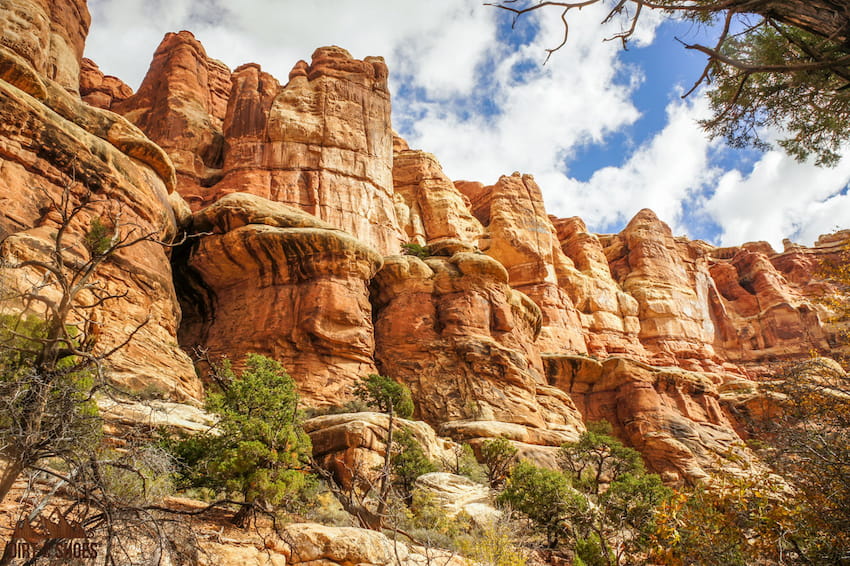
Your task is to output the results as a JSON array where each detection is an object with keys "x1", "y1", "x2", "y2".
[
  {"x1": 1, "y1": 0, "x2": 848, "y2": 491},
  {"x1": 0, "y1": 0, "x2": 201, "y2": 401}
]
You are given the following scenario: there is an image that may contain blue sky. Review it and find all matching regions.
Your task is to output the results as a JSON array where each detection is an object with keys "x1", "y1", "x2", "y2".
[{"x1": 84, "y1": 0, "x2": 850, "y2": 248}]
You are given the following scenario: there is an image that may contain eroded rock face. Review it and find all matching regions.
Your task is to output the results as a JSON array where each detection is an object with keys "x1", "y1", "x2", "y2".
[
  {"x1": 0, "y1": 5, "x2": 201, "y2": 401},
  {"x1": 117, "y1": 37, "x2": 404, "y2": 255},
  {"x1": 179, "y1": 193, "x2": 383, "y2": 405},
  {"x1": 393, "y1": 148, "x2": 482, "y2": 248},
  {"x1": 415, "y1": 472, "x2": 500, "y2": 526},
  {"x1": 113, "y1": 31, "x2": 231, "y2": 202},
  {"x1": 603, "y1": 209, "x2": 723, "y2": 372},
  {"x1": 283, "y1": 523, "x2": 468, "y2": 566},
  {"x1": 304, "y1": 411, "x2": 455, "y2": 489},
  {"x1": 371, "y1": 252, "x2": 585, "y2": 446},
  {"x1": 0, "y1": 0, "x2": 90, "y2": 94},
  {"x1": 458, "y1": 173, "x2": 586, "y2": 355},
  {"x1": 709, "y1": 242, "x2": 832, "y2": 362},
  {"x1": 79, "y1": 57, "x2": 132, "y2": 109},
  {"x1": 545, "y1": 355, "x2": 749, "y2": 484},
  {"x1": 554, "y1": 216, "x2": 646, "y2": 359}
]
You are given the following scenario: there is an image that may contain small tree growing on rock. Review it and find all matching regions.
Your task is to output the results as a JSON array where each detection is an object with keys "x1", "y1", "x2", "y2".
[
  {"x1": 498, "y1": 422, "x2": 671, "y2": 565},
  {"x1": 168, "y1": 354, "x2": 315, "y2": 527},
  {"x1": 480, "y1": 436, "x2": 518, "y2": 489},
  {"x1": 318, "y1": 374, "x2": 425, "y2": 531},
  {"x1": 0, "y1": 185, "x2": 168, "y2": 504},
  {"x1": 0, "y1": 184, "x2": 199, "y2": 565}
]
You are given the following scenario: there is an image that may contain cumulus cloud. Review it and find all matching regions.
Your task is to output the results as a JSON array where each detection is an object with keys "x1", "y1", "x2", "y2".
[
  {"x1": 704, "y1": 151, "x2": 850, "y2": 248},
  {"x1": 555, "y1": 96, "x2": 719, "y2": 235}
]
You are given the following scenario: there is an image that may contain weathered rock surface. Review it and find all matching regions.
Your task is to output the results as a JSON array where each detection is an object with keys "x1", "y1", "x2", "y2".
[
  {"x1": 554, "y1": 215, "x2": 646, "y2": 358},
  {"x1": 179, "y1": 193, "x2": 383, "y2": 405},
  {"x1": 393, "y1": 148, "x2": 482, "y2": 247},
  {"x1": 304, "y1": 411, "x2": 456, "y2": 488},
  {"x1": 113, "y1": 31, "x2": 231, "y2": 204},
  {"x1": 117, "y1": 37, "x2": 404, "y2": 255},
  {"x1": 601, "y1": 209, "x2": 723, "y2": 371},
  {"x1": 458, "y1": 173, "x2": 586, "y2": 354},
  {"x1": 545, "y1": 354, "x2": 748, "y2": 483},
  {"x1": 0, "y1": 0, "x2": 90, "y2": 94},
  {"x1": 283, "y1": 522, "x2": 469, "y2": 566},
  {"x1": 79, "y1": 57, "x2": 132, "y2": 109},
  {"x1": 415, "y1": 472, "x2": 500, "y2": 526},
  {"x1": 0, "y1": 4, "x2": 201, "y2": 401},
  {"x1": 372, "y1": 252, "x2": 585, "y2": 445}
]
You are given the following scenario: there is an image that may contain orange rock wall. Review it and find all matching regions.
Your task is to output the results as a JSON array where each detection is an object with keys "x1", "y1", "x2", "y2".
[
  {"x1": 3, "y1": 0, "x2": 847, "y2": 482},
  {"x1": 0, "y1": 3, "x2": 201, "y2": 401}
]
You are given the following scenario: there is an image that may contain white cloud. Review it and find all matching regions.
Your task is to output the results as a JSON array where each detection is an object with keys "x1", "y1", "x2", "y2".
[
  {"x1": 404, "y1": 3, "x2": 645, "y2": 184},
  {"x1": 86, "y1": 0, "x2": 498, "y2": 94},
  {"x1": 705, "y1": 151, "x2": 850, "y2": 248},
  {"x1": 555, "y1": 96, "x2": 719, "y2": 235}
]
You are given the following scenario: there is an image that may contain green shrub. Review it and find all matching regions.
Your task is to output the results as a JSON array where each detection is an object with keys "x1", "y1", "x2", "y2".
[
  {"x1": 401, "y1": 242, "x2": 432, "y2": 259},
  {"x1": 481, "y1": 437, "x2": 518, "y2": 488},
  {"x1": 498, "y1": 461, "x2": 576, "y2": 548},
  {"x1": 354, "y1": 373, "x2": 414, "y2": 418},
  {"x1": 83, "y1": 217, "x2": 115, "y2": 256},
  {"x1": 442, "y1": 442, "x2": 487, "y2": 484},
  {"x1": 166, "y1": 354, "x2": 316, "y2": 526},
  {"x1": 392, "y1": 427, "x2": 438, "y2": 503}
]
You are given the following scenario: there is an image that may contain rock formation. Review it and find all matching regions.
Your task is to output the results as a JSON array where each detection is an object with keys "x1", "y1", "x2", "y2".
[
  {"x1": 392, "y1": 148, "x2": 483, "y2": 247},
  {"x1": 113, "y1": 31, "x2": 231, "y2": 202},
  {"x1": 372, "y1": 251, "x2": 586, "y2": 447},
  {"x1": 0, "y1": 0, "x2": 90, "y2": 95},
  {"x1": 178, "y1": 193, "x2": 383, "y2": 405},
  {"x1": 78, "y1": 57, "x2": 132, "y2": 109},
  {"x1": 115, "y1": 35, "x2": 404, "y2": 256},
  {"x1": 0, "y1": 0, "x2": 201, "y2": 401},
  {"x1": 458, "y1": 174, "x2": 587, "y2": 354},
  {"x1": 2, "y1": 0, "x2": 848, "y2": 501},
  {"x1": 545, "y1": 355, "x2": 747, "y2": 483}
]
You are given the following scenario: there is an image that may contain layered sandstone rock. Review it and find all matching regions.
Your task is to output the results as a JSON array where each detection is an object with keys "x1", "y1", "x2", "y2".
[
  {"x1": 283, "y1": 523, "x2": 468, "y2": 566},
  {"x1": 215, "y1": 46, "x2": 403, "y2": 255},
  {"x1": 545, "y1": 354, "x2": 750, "y2": 483},
  {"x1": 0, "y1": 6, "x2": 200, "y2": 400},
  {"x1": 304, "y1": 411, "x2": 455, "y2": 489},
  {"x1": 79, "y1": 57, "x2": 132, "y2": 109},
  {"x1": 118, "y1": 37, "x2": 404, "y2": 255},
  {"x1": 113, "y1": 31, "x2": 231, "y2": 203},
  {"x1": 0, "y1": 0, "x2": 90, "y2": 94},
  {"x1": 393, "y1": 148, "x2": 482, "y2": 248},
  {"x1": 372, "y1": 251, "x2": 585, "y2": 446},
  {"x1": 457, "y1": 173, "x2": 586, "y2": 354},
  {"x1": 709, "y1": 245, "x2": 829, "y2": 361},
  {"x1": 414, "y1": 472, "x2": 500, "y2": 526},
  {"x1": 602, "y1": 209, "x2": 724, "y2": 371},
  {"x1": 554, "y1": 216, "x2": 646, "y2": 358},
  {"x1": 179, "y1": 193, "x2": 383, "y2": 404}
]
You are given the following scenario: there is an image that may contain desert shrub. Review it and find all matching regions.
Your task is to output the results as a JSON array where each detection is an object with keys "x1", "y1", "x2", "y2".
[
  {"x1": 442, "y1": 442, "x2": 487, "y2": 484},
  {"x1": 166, "y1": 354, "x2": 316, "y2": 526},
  {"x1": 498, "y1": 461, "x2": 576, "y2": 548},
  {"x1": 354, "y1": 373, "x2": 414, "y2": 418},
  {"x1": 499, "y1": 423, "x2": 671, "y2": 564},
  {"x1": 99, "y1": 445, "x2": 175, "y2": 505},
  {"x1": 401, "y1": 242, "x2": 432, "y2": 259},
  {"x1": 392, "y1": 427, "x2": 438, "y2": 504},
  {"x1": 480, "y1": 437, "x2": 518, "y2": 488},
  {"x1": 455, "y1": 515, "x2": 531, "y2": 566}
]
